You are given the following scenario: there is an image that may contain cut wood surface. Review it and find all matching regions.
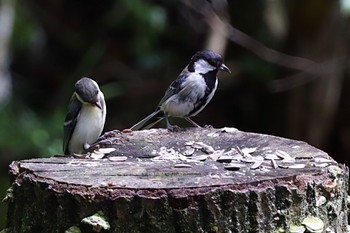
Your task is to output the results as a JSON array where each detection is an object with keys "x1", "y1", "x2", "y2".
[{"x1": 4, "y1": 127, "x2": 349, "y2": 233}]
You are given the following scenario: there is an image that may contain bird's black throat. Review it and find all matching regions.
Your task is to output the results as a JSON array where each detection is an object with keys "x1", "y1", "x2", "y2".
[{"x1": 202, "y1": 70, "x2": 218, "y2": 91}]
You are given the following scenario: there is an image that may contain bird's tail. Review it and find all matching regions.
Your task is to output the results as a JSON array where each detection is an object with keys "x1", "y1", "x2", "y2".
[{"x1": 130, "y1": 109, "x2": 165, "y2": 130}]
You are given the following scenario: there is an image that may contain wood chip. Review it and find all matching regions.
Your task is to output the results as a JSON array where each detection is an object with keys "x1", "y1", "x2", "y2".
[
  {"x1": 108, "y1": 156, "x2": 128, "y2": 162},
  {"x1": 95, "y1": 148, "x2": 116, "y2": 154},
  {"x1": 223, "y1": 150, "x2": 242, "y2": 161},
  {"x1": 240, "y1": 154, "x2": 256, "y2": 163},
  {"x1": 231, "y1": 154, "x2": 243, "y2": 161},
  {"x1": 281, "y1": 157, "x2": 295, "y2": 163},
  {"x1": 278, "y1": 164, "x2": 289, "y2": 169},
  {"x1": 184, "y1": 141, "x2": 194, "y2": 146},
  {"x1": 235, "y1": 146, "x2": 244, "y2": 156},
  {"x1": 221, "y1": 127, "x2": 238, "y2": 133},
  {"x1": 207, "y1": 153, "x2": 220, "y2": 161},
  {"x1": 192, "y1": 142, "x2": 215, "y2": 154},
  {"x1": 182, "y1": 147, "x2": 195, "y2": 156},
  {"x1": 288, "y1": 164, "x2": 306, "y2": 169},
  {"x1": 192, "y1": 142, "x2": 204, "y2": 149},
  {"x1": 314, "y1": 163, "x2": 329, "y2": 168},
  {"x1": 207, "y1": 132, "x2": 219, "y2": 137},
  {"x1": 89, "y1": 152, "x2": 105, "y2": 160},
  {"x1": 275, "y1": 150, "x2": 292, "y2": 159},
  {"x1": 174, "y1": 163, "x2": 192, "y2": 168},
  {"x1": 241, "y1": 147, "x2": 257, "y2": 154},
  {"x1": 271, "y1": 159, "x2": 278, "y2": 169},
  {"x1": 209, "y1": 174, "x2": 221, "y2": 179},
  {"x1": 250, "y1": 158, "x2": 264, "y2": 170},
  {"x1": 264, "y1": 154, "x2": 280, "y2": 160},
  {"x1": 313, "y1": 157, "x2": 333, "y2": 163}
]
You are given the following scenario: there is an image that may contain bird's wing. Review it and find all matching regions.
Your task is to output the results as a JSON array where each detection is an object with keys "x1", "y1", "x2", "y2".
[
  {"x1": 63, "y1": 94, "x2": 82, "y2": 154},
  {"x1": 98, "y1": 92, "x2": 107, "y2": 127},
  {"x1": 131, "y1": 71, "x2": 191, "y2": 131},
  {"x1": 158, "y1": 73, "x2": 188, "y2": 106},
  {"x1": 130, "y1": 109, "x2": 164, "y2": 131}
]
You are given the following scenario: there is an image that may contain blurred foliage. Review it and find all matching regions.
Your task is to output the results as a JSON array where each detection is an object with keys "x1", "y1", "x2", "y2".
[
  {"x1": 0, "y1": 104, "x2": 63, "y2": 157},
  {"x1": 1, "y1": 0, "x2": 350, "y2": 230},
  {"x1": 11, "y1": 1, "x2": 40, "y2": 52}
]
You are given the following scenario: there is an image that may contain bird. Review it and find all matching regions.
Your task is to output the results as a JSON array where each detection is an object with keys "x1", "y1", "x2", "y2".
[
  {"x1": 130, "y1": 50, "x2": 230, "y2": 131},
  {"x1": 63, "y1": 77, "x2": 106, "y2": 155}
]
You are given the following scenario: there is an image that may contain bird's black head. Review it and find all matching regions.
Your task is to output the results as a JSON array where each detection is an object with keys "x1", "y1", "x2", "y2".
[
  {"x1": 75, "y1": 77, "x2": 100, "y2": 106},
  {"x1": 187, "y1": 50, "x2": 231, "y2": 74}
]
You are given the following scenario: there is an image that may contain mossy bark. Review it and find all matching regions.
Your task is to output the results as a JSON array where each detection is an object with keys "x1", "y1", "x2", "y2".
[{"x1": 4, "y1": 128, "x2": 349, "y2": 233}]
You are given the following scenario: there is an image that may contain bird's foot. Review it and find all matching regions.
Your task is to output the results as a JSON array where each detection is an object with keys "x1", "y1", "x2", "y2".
[
  {"x1": 167, "y1": 124, "x2": 182, "y2": 132},
  {"x1": 98, "y1": 130, "x2": 122, "y2": 140},
  {"x1": 204, "y1": 124, "x2": 213, "y2": 129}
]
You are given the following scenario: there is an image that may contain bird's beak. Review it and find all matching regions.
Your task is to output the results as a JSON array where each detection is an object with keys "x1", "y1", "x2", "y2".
[
  {"x1": 219, "y1": 64, "x2": 231, "y2": 73},
  {"x1": 94, "y1": 100, "x2": 102, "y2": 109}
]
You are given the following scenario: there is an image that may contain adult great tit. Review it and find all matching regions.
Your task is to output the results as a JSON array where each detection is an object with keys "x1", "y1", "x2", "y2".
[
  {"x1": 63, "y1": 77, "x2": 106, "y2": 155},
  {"x1": 130, "y1": 50, "x2": 230, "y2": 130}
]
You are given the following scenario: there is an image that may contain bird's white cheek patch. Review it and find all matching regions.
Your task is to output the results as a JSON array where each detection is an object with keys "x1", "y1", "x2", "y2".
[{"x1": 194, "y1": 59, "x2": 216, "y2": 74}]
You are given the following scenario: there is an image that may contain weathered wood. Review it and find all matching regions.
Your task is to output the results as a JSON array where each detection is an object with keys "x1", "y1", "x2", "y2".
[{"x1": 4, "y1": 127, "x2": 349, "y2": 233}]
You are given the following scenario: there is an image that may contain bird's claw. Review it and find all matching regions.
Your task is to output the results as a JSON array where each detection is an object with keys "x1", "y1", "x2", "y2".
[{"x1": 167, "y1": 125, "x2": 182, "y2": 132}]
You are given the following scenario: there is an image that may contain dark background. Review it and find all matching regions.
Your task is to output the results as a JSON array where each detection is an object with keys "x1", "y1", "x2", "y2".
[{"x1": 1, "y1": 0, "x2": 350, "y2": 228}]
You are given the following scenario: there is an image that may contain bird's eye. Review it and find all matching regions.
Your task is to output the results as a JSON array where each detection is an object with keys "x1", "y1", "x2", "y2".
[{"x1": 209, "y1": 60, "x2": 219, "y2": 68}]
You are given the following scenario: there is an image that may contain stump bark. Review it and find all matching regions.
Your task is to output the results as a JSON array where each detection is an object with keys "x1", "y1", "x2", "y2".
[{"x1": 3, "y1": 127, "x2": 349, "y2": 233}]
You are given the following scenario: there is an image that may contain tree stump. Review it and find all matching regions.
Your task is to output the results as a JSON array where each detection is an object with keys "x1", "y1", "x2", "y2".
[{"x1": 4, "y1": 127, "x2": 349, "y2": 233}]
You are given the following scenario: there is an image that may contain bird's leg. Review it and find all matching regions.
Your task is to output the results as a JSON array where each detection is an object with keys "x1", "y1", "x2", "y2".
[
  {"x1": 165, "y1": 114, "x2": 181, "y2": 131},
  {"x1": 89, "y1": 141, "x2": 102, "y2": 150},
  {"x1": 165, "y1": 114, "x2": 173, "y2": 129},
  {"x1": 185, "y1": 117, "x2": 201, "y2": 128}
]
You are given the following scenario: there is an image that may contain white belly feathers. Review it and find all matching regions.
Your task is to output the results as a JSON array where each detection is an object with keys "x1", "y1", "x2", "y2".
[{"x1": 69, "y1": 105, "x2": 104, "y2": 153}]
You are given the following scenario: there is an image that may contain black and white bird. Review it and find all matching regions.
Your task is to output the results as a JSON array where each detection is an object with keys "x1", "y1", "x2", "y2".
[
  {"x1": 130, "y1": 50, "x2": 230, "y2": 130},
  {"x1": 63, "y1": 77, "x2": 106, "y2": 155}
]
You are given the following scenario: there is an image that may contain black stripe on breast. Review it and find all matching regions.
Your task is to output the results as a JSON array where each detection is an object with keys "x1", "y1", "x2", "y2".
[{"x1": 188, "y1": 70, "x2": 218, "y2": 116}]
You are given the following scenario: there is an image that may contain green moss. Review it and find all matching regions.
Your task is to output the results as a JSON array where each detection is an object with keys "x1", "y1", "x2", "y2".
[
  {"x1": 0, "y1": 228, "x2": 11, "y2": 233},
  {"x1": 81, "y1": 211, "x2": 110, "y2": 231},
  {"x1": 210, "y1": 224, "x2": 219, "y2": 232},
  {"x1": 64, "y1": 226, "x2": 82, "y2": 233}
]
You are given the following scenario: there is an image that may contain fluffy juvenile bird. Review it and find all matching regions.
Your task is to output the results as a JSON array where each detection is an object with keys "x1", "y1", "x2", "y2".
[
  {"x1": 131, "y1": 50, "x2": 230, "y2": 130},
  {"x1": 63, "y1": 77, "x2": 106, "y2": 155}
]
